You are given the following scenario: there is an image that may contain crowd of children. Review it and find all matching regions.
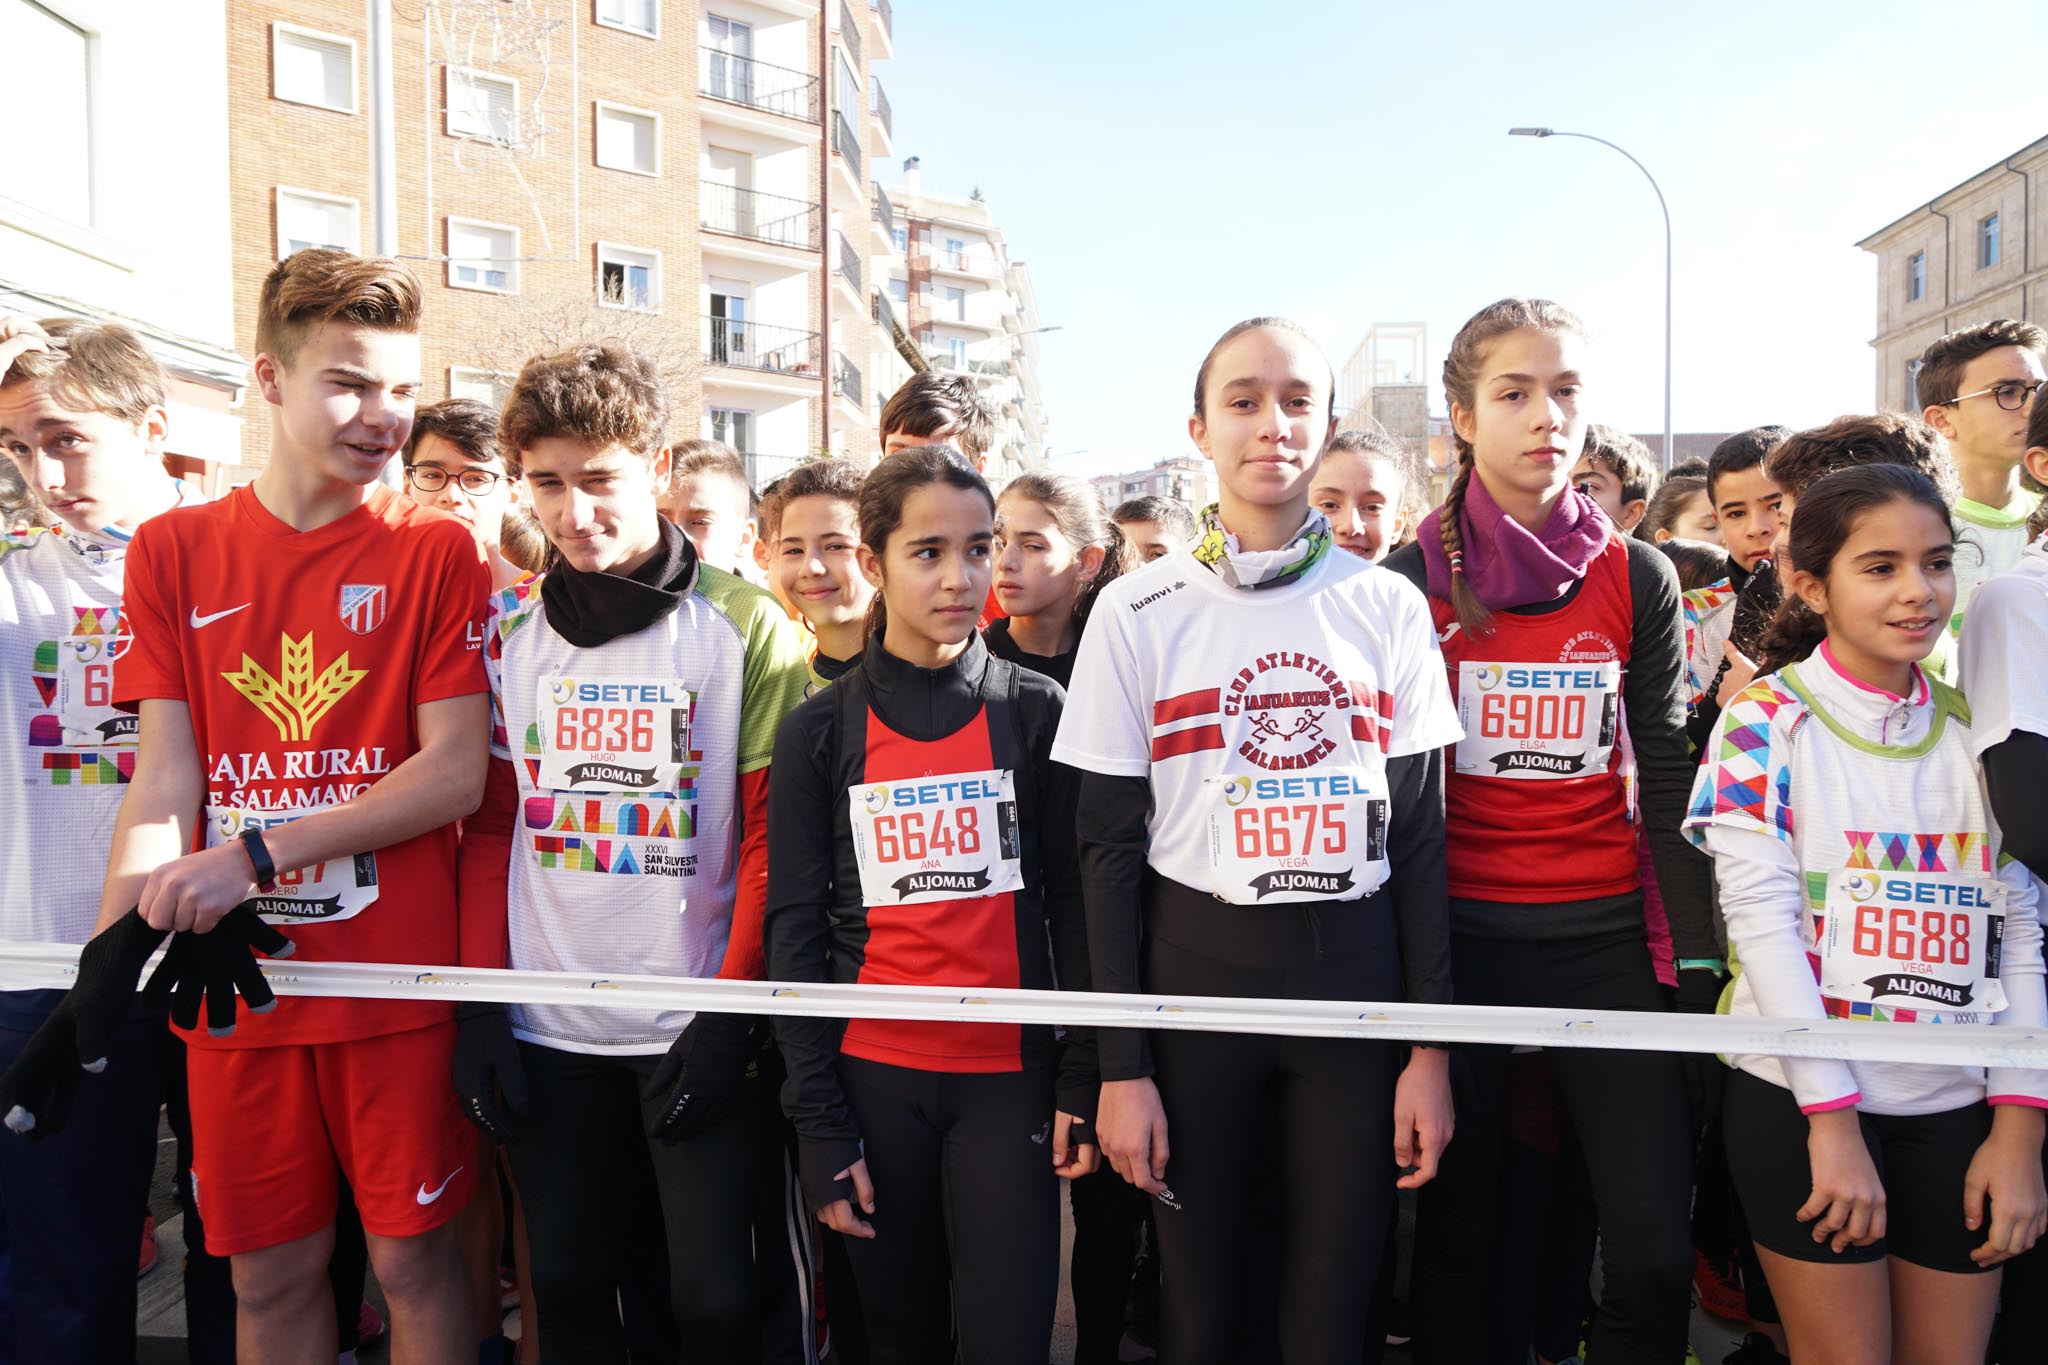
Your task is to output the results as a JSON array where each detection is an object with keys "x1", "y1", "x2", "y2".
[{"x1": 0, "y1": 249, "x2": 2046, "y2": 1365}]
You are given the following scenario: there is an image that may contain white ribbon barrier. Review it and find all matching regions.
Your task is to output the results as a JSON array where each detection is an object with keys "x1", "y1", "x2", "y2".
[{"x1": 2, "y1": 938, "x2": 2046, "y2": 1070}]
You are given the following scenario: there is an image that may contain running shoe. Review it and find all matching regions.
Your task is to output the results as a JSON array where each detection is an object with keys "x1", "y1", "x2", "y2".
[
  {"x1": 137, "y1": 1214, "x2": 157, "y2": 1278},
  {"x1": 1723, "y1": 1333, "x2": 1790, "y2": 1365},
  {"x1": 1693, "y1": 1249, "x2": 1746, "y2": 1321},
  {"x1": 356, "y1": 1301, "x2": 387, "y2": 1348}
]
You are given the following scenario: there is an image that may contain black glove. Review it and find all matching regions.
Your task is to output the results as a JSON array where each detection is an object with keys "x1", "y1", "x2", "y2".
[
  {"x1": 1673, "y1": 966, "x2": 1729, "y2": 1126},
  {"x1": 0, "y1": 913, "x2": 165, "y2": 1139},
  {"x1": 142, "y1": 905, "x2": 296, "y2": 1037},
  {"x1": 646, "y1": 1011, "x2": 760, "y2": 1144},
  {"x1": 453, "y1": 1002, "x2": 528, "y2": 1143}
]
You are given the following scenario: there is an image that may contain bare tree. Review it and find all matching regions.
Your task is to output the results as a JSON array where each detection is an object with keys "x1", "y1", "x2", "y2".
[{"x1": 469, "y1": 284, "x2": 702, "y2": 419}]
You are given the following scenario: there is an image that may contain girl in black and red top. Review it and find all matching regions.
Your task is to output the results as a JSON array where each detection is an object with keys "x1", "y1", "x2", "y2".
[
  {"x1": 1383, "y1": 298, "x2": 1713, "y2": 1365},
  {"x1": 763, "y1": 446, "x2": 1097, "y2": 1365}
]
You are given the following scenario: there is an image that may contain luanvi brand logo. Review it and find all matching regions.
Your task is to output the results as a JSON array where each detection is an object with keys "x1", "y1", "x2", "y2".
[
  {"x1": 1128, "y1": 581, "x2": 1187, "y2": 612},
  {"x1": 223, "y1": 634, "x2": 367, "y2": 742}
]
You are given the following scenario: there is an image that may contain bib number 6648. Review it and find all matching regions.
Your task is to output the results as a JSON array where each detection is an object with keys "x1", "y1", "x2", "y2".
[{"x1": 871, "y1": 806, "x2": 982, "y2": 863}]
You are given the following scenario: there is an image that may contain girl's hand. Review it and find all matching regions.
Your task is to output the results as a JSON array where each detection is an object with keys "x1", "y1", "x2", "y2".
[
  {"x1": 1715, "y1": 642, "x2": 1760, "y2": 709},
  {"x1": 0, "y1": 315, "x2": 50, "y2": 376},
  {"x1": 816, "y1": 1158, "x2": 876, "y2": 1240},
  {"x1": 1966, "y1": 1106, "x2": 2048, "y2": 1267},
  {"x1": 1051, "y1": 1110, "x2": 1099, "y2": 1180},
  {"x1": 1798, "y1": 1109, "x2": 1885, "y2": 1252},
  {"x1": 1393, "y1": 1047, "x2": 1454, "y2": 1190},
  {"x1": 1098, "y1": 1077, "x2": 1170, "y2": 1194}
]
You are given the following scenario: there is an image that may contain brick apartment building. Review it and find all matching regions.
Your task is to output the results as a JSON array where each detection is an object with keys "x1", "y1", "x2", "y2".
[{"x1": 226, "y1": 0, "x2": 913, "y2": 482}]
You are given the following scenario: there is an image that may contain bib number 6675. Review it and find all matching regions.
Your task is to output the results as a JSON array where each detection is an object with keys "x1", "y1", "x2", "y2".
[{"x1": 1233, "y1": 803, "x2": 1347, "y2": 859}]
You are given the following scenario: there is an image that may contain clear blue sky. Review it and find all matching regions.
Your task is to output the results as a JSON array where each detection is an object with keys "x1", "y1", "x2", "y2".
[{"x1": 882, "y1": 0, "x2": 2047, "y2": 481}]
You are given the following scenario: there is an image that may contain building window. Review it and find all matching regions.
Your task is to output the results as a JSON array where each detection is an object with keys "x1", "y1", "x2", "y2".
[
  {"x1": 709, "y1": 408, "x2": 753, "y2": 452},
  {"x1": 271, "y1": 22, "x2": 356, "y2": 113},
  {"x1": 446, "y1": 67, "x2": 517, "y2": 144},
  {"x1": 595, "y1": 0, "x2": 658, "y2": 37},
  {"x1": 1979, "y1": 213, "x2": 2001, "y2": 269},
  {"x1": 447, "y1": 217, "x2": 519, "y2": 293},
  {"x1": 597, "y1": 242, "x2": 660, "y2": 311},
  {"x1": 835, "y1": 52, "x2": 859, "y2": 120},
  {"x1": 944, "y1": 285, "x2": 966, "y2": 322},
  {"x1": 449, "y1": 367, "x2": 514, "y2": 406},
  {"x1": 2, "y1": 1, "x2": 91, "y2": 225},
  {"x1": 945, "y1": 237, "x2": 966, "y2": 271},
  {"x1": 275, "y1": 187, "x2": 360, "y2": 258},
  {"x1": 891, "y1": 225, "x2": 908, "y2": 254},
  {"x1": 888, "y1": 277, "x2": 908, "y2": 304},
  {"x1": 1906, "y1": 250, "x2": 1925, "y2": 303},
  {"x1": 594, "y1": 101, "x2": 659, "y2": 176}
]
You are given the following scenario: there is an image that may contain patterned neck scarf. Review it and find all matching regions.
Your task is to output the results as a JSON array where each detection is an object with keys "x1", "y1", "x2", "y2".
[{"x1": 1191, "y1": 504, "x2": 1331, "y2": 590}]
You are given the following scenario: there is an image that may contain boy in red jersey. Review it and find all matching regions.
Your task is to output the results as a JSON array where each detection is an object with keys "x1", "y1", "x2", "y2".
[{"x1": 96, "y1": 249, "x2": 491, "y2": 1362}]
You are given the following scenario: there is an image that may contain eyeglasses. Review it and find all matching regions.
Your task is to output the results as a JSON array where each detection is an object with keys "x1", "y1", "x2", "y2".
[
  {"x1": 1944, "y1": 379, "x2": 2043, "y2": 412},
  {"x1": 405, "y1": 465, "x2": 505, "y2": 494}
]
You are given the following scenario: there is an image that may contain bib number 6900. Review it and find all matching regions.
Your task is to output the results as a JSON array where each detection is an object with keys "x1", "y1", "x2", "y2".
[{"x1": 1478, "y1": 691, "x2": 1586, "y2": 741}]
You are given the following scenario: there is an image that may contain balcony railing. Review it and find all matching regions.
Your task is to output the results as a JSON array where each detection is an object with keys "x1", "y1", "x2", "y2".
[
  {"x1": 872, "y1": 286, "x2": 898, "y2": 336},
  {"x1": 928, "y1": 249, "x2": 998, "y2": 279},
  {"x1": 872, "y1": 181, "x2": 895, "y2": 239},
  {"x1": 871, "y1": 76, "x2": 892, "y2": 139},
  {"x1": 740, "y1": 451, "x2": 807, "y2": 488},
  {"x1": 832, "y1": 110, "x2": 862, "y2": 176},
  {"x1": 699, "y1": 48, "x2": 819, "y2": 122},
  {"x1": 871, "y1": 0, "x2": 892, "y2": 42},
  {"x1": 838, "y1": 0, "x2": 863, "y2": 67},
  {"x1": 704, "y1": 316, "x2": 821, "y2": 375},
  {"x1": 833, "y1": 352, "x2": 863, "y2": 407},
  {"x1": 836, "y1": 231, "x2": 862, "y2": 293},
  {"x1": 700, "y1": 182, "x2": 820, "y2": 251}
]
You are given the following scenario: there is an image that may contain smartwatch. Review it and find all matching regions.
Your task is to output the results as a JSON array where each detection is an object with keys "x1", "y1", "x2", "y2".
[{"x1": 238, "y1": 827, "x2": 278, "y2": 893}]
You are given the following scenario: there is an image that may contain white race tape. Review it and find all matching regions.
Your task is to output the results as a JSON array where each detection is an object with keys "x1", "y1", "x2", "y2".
[{"x1": 2, "y1": 939, "x2": 2045, "y2": 1070}]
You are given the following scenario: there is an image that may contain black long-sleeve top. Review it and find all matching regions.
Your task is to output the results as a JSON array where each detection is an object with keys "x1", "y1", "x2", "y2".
[
  {"x1": 1077, "y1": 748, "x2": 1451, "y2": 1081},
  {"x1": 763, "y1": 632, "x2": 1095, "y2": 1206}
]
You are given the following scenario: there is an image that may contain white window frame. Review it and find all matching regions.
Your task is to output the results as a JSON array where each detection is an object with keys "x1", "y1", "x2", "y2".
[
  {"x1": 448, "y1": 367, "x2": 514, "y2": 406},
  {"x1": 274, "y1": 186, "x2": 360, "y2": 259},
  {"x1": 594, "y1": 0, "x2": 659, "y2": 39},
  {"x1": 1980, "y1": 213, "x2": 2001, "y2": 270},
  {"x1": 597, "y1": 241, "x2": 662, "y2": 312},
  {"x1": 446, "y1": 216, "x2": 521, "y2": 294},
  {"x1": 593, "y1": 100, "x2": 661, "y2": 177},
  {"x1": 270, "y1": 21, "x2": 358, "y2": 114},
  {"x1": 445, "y1": 65, "x2": 518, "y2": 144},
  {"x1": 1906, "y1": 250, "x2": 1925, "y2": 303}
]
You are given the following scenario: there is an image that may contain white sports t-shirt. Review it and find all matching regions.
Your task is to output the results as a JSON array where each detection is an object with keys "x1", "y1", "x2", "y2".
[
  {"x1": 1685, "y1": 646, "x2": 2048, "y2": 1116},
  {"x1": 1051, "y1": 547, "x2": 1462, "y2": 903},
  {"x1": 484, "y1": 566, "x2": 806, "y2": 1054},
  {"x1": 1957, "y1": 533, "x2": 2048, "y2": 758},
  {"x1": 1950, "y1": 490, "x2": 2042, "y2": 644},
  {"x1": 1, "y1": 525, "x2": 139, "y2": 950}
]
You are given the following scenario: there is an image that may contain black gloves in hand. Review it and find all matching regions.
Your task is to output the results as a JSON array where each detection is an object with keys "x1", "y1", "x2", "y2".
[
  {"x1": 144, "y1": 906, "x2": 296, "y2": 1037},
  {"x1": 0, "y1": 913, "x2": 165, "y2": 1138},
  {"x1": 453, "y1": 1002, "x2": 528, "y2": 1143},
  {"x1": 646, "y1": 1011, "x2": 760, "y2": 1144}
]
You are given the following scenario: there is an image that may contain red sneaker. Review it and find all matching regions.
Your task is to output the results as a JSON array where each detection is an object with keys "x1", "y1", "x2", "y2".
[
  {"x1": 356, "y1": 1302, "x2": 387, "y2": 1347},
  {"x1": 137, "y1": 1215, "x2": 158, "y2": 1278},
  {"x1": 1693, "y1": 1250, "x2": 1745, "y2": 1321}
]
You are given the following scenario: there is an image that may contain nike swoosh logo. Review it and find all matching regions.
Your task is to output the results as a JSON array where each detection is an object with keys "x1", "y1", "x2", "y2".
[
  {"x1": 415, "y1": 1165, "x2": 464, "y2": 1205},
  {"x1": 190, "y1": 604, "x2": 251, "y2": 628}
]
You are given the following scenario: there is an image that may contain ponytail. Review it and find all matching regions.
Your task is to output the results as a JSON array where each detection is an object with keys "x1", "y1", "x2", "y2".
[
  {"x1": 996, "y1": 473, "x2": 1133, "y2": 634},
  {"x1": 1437, "y1": 454, "x2": 1491, "y2": 634}
]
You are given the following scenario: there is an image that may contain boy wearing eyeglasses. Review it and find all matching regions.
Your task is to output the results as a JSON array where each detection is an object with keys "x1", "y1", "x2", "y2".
[
  {"x1": 403, "y1": 397, "x2": 527, "y2": 590},
  {"x1": 1917, "y1": 318, "x2": 2048, "y2": 639}
]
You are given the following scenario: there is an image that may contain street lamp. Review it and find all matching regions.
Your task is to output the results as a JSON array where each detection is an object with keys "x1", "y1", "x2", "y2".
[{"x1": 1509, "y1": 127, "x2": 1674, "y2": 471}]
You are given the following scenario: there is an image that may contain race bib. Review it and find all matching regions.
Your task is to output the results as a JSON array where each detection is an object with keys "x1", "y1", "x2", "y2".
[
  {"x1": 54, "y1": 633, "x2": 137, "y2": 749},
  {"x1": 1818, "y1": 869, "x2": 2008, "y2": 1018},
  {"x1": 847, "y1": 770, "x2": 1023, "y2": 906},
  {"x1": 1205, "y1": 767, "x2": 1387, "y2": 904},
  {"x1": 206, "y1": 805, "x2": 379, "y2": 925},
  {"x1": 538, "y1": 677, "x2": 691, "y2": 793},
  {"x1": 1455, "y1": 661, "x2": 1619, "y2": 780}
]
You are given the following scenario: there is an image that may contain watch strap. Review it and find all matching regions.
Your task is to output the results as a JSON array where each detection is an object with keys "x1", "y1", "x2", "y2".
[{"x1": 238, "y1": 827, "x2": 278, "y2": 893}]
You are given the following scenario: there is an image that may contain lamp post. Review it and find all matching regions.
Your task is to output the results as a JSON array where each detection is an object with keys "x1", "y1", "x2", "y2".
[{"x1": 1509, "y1": 127, "x2": 1673, "y2": 471}]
